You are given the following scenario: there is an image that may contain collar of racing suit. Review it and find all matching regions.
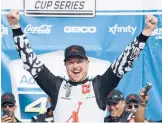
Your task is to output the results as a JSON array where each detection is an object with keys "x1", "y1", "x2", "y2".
[{"x1": 66, "y1": 78, "x2": 90, "y2": 86}]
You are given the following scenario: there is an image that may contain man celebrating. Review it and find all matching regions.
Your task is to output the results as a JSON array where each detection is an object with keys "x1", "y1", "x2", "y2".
[{"x1": 7, "y1": 10, "x2": 158, "y2": 122}]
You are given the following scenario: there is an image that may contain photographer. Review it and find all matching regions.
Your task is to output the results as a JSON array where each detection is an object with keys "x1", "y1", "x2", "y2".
[{"x1": 1, "y1": 93, "x2": 21, "y2": 123}]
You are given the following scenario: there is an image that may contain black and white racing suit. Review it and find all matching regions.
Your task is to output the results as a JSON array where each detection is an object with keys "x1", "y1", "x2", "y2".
[{"x1": 12, "y1": 28, "x2": 148, "y2": 122}]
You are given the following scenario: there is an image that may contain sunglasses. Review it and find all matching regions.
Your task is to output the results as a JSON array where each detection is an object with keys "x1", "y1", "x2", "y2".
[
  {"x1": 127, "y1": 104, "x2": 139, "y2": 109},
  {"x1": 2, "y1": 104, "x2": 15, "y2": 109}
]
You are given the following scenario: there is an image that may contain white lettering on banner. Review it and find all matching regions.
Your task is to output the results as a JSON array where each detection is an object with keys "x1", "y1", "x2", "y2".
[
  {"x1": 1, "y1": 25, "x2": 8, "y2": 38},
  {"x1": 20, "y1": 75, "x2": 36, "y2": 84},
  {"x1": 25, "y1": 97, "x2": 47, "y2": 114},
  {"x1": 151, "y1": 27, "x2": 162, "y2": 39},
  {"x1": 108, "y1": 24, "x2": 137, "y2": 35},
  {"x1": 64, "y1": 26, "x2": 96, "y2": 33},
  {"x1": 24, "y1": 24, "x2": 52, "y2": 34}
]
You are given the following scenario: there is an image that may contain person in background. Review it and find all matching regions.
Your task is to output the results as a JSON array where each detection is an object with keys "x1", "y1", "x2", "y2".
[
  {"x1": 1, "y1": 93, "x2": 21, "y2": 123},
  {"x1": 125, "y1": 94, "x2": 140, "y2": 114},
  {"x1": 104, "y1": 89, "x2": 134, "y2": 122},
  {"x1": 125, "y1": 93, "x2": 152, "y2": 122},
  {"x1": 31, "y1": 97, "x2": 54, "y2": 122}
]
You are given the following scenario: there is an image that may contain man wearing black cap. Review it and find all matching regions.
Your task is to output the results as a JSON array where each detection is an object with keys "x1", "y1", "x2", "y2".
[
  {"x1": 104, "y1": 89, "x2": 134, "y2": 122},
  {"x1": 126, "y1": 90, "x2": 152, "y2": 122},
  {"x1": 125, "y1": 94, "x2": 140, "y2": 114},
  {"x1": 7, "y1": 10, "x2": 158, "y2": 122},
  {"x1": 1, "y1": 93, "x2": 21, "y2": 123}
]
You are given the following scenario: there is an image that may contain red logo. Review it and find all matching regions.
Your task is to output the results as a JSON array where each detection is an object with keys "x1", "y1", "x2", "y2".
[
  {"x1": 82, "y1": 84, "x2": 90, "y2": 94},
  {"x1": 130, "y1": 95, "x2": 135, "y2": 99},
  {"x1": 66, "y1": 101, "x2": 82, "y2": 122},
  {"x1": 71, "y1": 46, "x2": 79, "y2": 53},
  {"x1": 4, "y1": 94, "x2": 10, "y2": 99}
]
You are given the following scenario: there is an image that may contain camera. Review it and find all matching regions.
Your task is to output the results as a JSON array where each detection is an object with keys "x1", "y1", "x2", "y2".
[{"x1": 143, "y1": 82, "x2": 152, "y2": 96}]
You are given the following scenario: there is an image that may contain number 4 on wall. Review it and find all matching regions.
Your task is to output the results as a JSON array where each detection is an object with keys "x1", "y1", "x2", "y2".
[{"x1": 25, "y1": 97, "x2": 47, "y2": 114}]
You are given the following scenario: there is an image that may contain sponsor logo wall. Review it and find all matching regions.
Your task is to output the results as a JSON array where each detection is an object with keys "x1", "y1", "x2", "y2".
[
  {"x1": 108, "y1": 24, "x2": 137, "y2": 35},
  {"x1": 1, "y1": 10, "x2": 162, "y2": 122}
]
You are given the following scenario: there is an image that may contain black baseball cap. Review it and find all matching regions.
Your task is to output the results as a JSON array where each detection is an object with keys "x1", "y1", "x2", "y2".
[
  {"x1": 1, "y1": 93, "x2": 16, "y2": 105},
  {"x1": 106, "y1": 89, "x2": 124, "y2": 104},
  {"x1": 125, "y1": 94, "x2": 140, "y2": 104},
  {"x1": 64, "y1": 45, "x2": 88, "y2": 62}
]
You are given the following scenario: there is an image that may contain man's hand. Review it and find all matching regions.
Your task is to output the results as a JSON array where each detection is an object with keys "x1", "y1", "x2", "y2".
[
  {"x1": 1, "y1": 115, "x2": 12, "y2": 123},
  {"x1": 139, "y1": 88, "x2": 149, "y2": 107},
  {"x1": 135, "y1": 89, "x2": 149, "y2": 122},
  {"x1": 142, "y1": 15, "x2": 158, "y2": 36},
  {"x1": 7, "y1": 10, "x2": 20, "y2": 29}
]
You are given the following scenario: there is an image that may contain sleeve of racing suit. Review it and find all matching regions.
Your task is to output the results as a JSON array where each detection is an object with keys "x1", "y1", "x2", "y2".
[
  {"x1": 102, "y1": 33, "x2": 148, "y2": 93},
  {"x1": 12, "y1": 28, "x2": 63, "y2": 107},
  {"x1": 93, "y1": 33, "x2": 149, "y2": 110},
  {"x1": 110, "y1": 33, "x2": 148, "y2": 78}
]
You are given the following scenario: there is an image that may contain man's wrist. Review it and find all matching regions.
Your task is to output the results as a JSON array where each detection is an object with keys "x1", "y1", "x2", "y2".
[
  {"x1": 140, "y1": 102, "x2": 147, "y2": 107},
  {"x1": 140, "y1": 100, "x2": 148, "y2": 107},
  {"x1": 11, "y1": 24, "x2": 20, "y2": 29},
  {"x1": 142, "y1": 29, "x2": 154, "y2": 36}
]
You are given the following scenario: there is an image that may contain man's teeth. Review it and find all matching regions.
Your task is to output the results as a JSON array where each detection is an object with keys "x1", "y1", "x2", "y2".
[{"x1": 73, "y1": 72, "x2": 80, "y2": 74}]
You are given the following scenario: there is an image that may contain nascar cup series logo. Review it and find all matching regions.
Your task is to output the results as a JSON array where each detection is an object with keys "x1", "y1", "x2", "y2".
[
  {"x1": 108, "y1": 24, "x2": 137, "y2": 35},
  {"x1": 24, "y1": 0, "x2": 95, "y2": 17},
  {"x1": 151, "y1": 27, "x2": 162, "y2": 39},
  {"x1": 1, "y1": 25, "x2": 8, "y2": 38},
  {"x1": 24, "y1": 24, "x2": 52, "y2": 34}
]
